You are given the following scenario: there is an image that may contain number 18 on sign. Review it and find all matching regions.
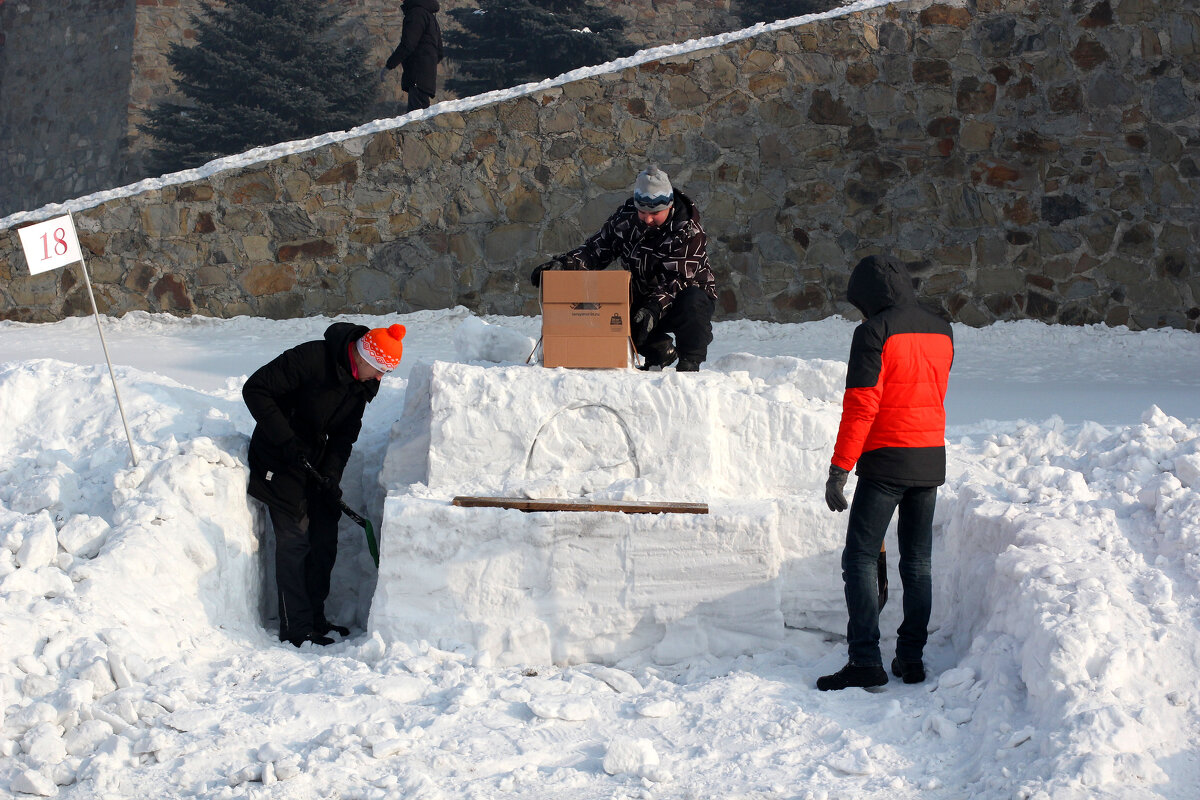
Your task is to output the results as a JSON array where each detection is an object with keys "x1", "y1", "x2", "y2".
[
  {"x1": 17, "y1": 214, "x2": 84, "y2": 274},
  {"x1": 14, "y1": 214, "x2": 139, "y2": 465}
]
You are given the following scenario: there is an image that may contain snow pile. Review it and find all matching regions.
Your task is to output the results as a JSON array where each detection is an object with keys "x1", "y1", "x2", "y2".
[
  {"x1": 0, "y1": 360, "x2": 264, "y2": 659},
  {"x1": 370, "y1": 359, "x2": 853, "y2": 664},
  {"x1": 0, "y1": 360, "x2": 269, "y2": 795},
  {"x1": 936, "y1": 407, "x2": 1200, "y2": 796}
]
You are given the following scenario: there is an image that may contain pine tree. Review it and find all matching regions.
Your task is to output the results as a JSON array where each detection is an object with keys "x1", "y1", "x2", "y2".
[
  {"x1": 444, "y1": 0, "x2": 637, "y2": 97},
  {"x1": 734, "y1": 1, "x2": 846, "y2": 28},
  {"x1": 141, "y1": 0, "x2": 377, "y2": 174}
]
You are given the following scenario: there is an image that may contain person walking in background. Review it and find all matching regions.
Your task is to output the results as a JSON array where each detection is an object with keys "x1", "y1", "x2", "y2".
[
  {"x1": 382, "y1": 0, "x2": 444, "y2": 112},
  {"x1": 530, "y1": 166, "x2": 718, "y2": 371},
  {"x1": 818, "y1": 255, "x2": 954, "y2": 691},
  {"x1": 243, "y1": 323, "x2": 406, "y2": 647}
]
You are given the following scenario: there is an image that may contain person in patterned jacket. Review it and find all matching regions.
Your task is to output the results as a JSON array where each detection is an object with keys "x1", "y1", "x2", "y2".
[
  {"x1": 531, "y1": 166, "x2": 718, "y2": 371},
  {"x1": 817, "y1": 254, "x2": 954, "y2": 691}
]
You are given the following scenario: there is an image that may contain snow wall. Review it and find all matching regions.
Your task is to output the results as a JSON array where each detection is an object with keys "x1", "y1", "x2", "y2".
[{"x1": 370, "y1": 357, "x2": 855, "y2": 666}]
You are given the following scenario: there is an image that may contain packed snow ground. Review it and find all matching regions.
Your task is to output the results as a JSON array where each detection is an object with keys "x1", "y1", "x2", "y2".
[{"x1": 1, "y1": 307, "x2": 1198, "y2": 799}]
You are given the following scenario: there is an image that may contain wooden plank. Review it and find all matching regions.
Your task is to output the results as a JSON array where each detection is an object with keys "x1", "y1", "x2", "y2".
[{"x1": 452, "y1": 496, "x2": 708, "y2": 515}]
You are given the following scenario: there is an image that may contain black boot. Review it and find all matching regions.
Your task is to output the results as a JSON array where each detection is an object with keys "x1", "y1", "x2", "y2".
[
  {"x1": 637, "y1": 341, "x2": 677, "y2": 371},
  {"x1": 676, "y1": 358, "x2": 700, "y2": 372},
  {"x1": 816, "y1": 662, "x2": 888, "y2": 691},
  {"x1": 315, "y1": 618, "x2": 350, "y2": 637},
  {"x1": 891, "y1": 657, "x2": 926, "y2": 684},
  {"x1": 284, "y1": 631, "x2": 334, "y2": 647}
]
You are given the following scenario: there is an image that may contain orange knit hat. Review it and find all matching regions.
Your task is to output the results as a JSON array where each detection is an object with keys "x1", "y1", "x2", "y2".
[{"x1": 356, "y1": 324, "x2": 406, "y2": 372}]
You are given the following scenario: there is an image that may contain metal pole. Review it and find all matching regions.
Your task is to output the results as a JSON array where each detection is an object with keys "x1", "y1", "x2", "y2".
[{"x1": 73, "y1": 218, "x2": 139, "y2": 466}]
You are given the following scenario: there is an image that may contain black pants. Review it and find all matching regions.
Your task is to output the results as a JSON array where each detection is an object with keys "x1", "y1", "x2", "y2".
[
  {"x1": 638, "y1": 286, "x2": 715, "y2": 365},
  {"x1": 406, "y1": 86, "x2": 433, "y2": 112},
  {"x1": 268, "y1": 489, "x2": 341, "y2": 642}
]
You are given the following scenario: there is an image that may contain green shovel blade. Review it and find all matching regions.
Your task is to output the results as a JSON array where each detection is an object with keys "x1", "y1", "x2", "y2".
[{"x1": 363, "y1": 518, "x2": 379, "y2": 567}]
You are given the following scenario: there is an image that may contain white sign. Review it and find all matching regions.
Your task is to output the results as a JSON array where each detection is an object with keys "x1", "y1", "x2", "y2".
[{"x1": 17, "y1": 214, "x2": 83, "y2": 275}]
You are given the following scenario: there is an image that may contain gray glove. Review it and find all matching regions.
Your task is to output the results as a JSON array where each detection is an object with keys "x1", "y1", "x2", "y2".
[
  {"x1": 631, "y1": 306, "x2": 659, "y2": 348},
  {"x1": 825, "y1": 464, "x2": 850, "y2": 512}
]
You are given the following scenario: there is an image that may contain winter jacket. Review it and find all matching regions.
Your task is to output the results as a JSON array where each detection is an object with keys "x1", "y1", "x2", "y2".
[
  {"x1": 385, "y1": 0, "x2": 443, "y2": 96},
  {"x1": 243, "y1": 323, "x2": 379, "y2": 520},
  {"x1": 557, "y1": 190, "x2": 718, "y2": 315},
  {"x1": 832, "y1": 255, "x2": 954, "y2": 486}
]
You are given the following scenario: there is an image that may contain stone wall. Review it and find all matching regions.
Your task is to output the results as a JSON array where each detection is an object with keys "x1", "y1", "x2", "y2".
[
  {"x1": 128, "y1": 1, "x2": 745, "y2": 181},
  {"x1": 0, "y1": 0, "x2": 137, "y2": 218},
  {"x1": 1, "y1": 0, "x2": 1197, "y2": 331}
]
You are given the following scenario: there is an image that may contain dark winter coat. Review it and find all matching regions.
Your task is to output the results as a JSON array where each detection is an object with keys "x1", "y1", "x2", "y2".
[
  {"x1": 243, "y1": 323, "x2": 379, "y2": 520},
  {"x1": 557, "y1": 190, "x2": 718, "y2": 315},
  {"x1": 385, "y1": 0, "x2": 443, "y2": 96},
  {"x1": 832, "y1": 255, "x2": 954, "y2": 486}
]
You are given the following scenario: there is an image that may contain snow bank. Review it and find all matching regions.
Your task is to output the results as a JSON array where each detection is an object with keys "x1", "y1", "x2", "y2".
[
  {"x1": 371, "y1": 359, "x2": 852, "y2": 664},
  {"x1": 0, "y1": 360, "x2": 275, "y2": 794},
  {"x1": 937, "y1": 407, "x2": 1200, "y2": 795},
  {"x1": 0, "y1": 360, "x2": 265, "y2": 659}
]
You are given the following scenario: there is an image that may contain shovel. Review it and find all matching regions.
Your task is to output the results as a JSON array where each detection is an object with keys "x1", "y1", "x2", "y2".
[{"x1": 302, "y1": 460, "x2": 380, "y2": 567}]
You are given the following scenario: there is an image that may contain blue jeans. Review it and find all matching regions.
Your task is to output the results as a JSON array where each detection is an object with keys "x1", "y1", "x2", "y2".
[{"x1": 841, "y1": 477, "x2": 935, "y2": 666}]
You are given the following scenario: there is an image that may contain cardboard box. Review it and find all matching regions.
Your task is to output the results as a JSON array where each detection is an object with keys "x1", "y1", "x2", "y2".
[{"x1": 541, "y1": 270, "x2": 631, "y2": 368}]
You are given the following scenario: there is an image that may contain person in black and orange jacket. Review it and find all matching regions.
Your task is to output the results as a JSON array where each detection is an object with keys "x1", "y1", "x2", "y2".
[{"x1": 817, "y1": 255, "x2": 954, "y2": 691}]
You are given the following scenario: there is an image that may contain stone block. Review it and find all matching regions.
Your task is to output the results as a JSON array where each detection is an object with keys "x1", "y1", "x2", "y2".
[
  {"x1": 1070, "y1": 37, "x2": 1109, "y2": 70},
  {"x1": 960, "y1": 120, "x2": 996, "y2": 151},
  {"x1": 502, "y1": 184, "x2": 546, "y2": 224},
  {"x1": 919, "y1": 4, "x2": 972, "y2": 29},
  {"x1": 977, "y1": 266, "x2": 1025, "y2": 294},
  {"x1": 225, "y1": 172, "x2": 278, "y2": 204},
  {"x1": 349, "y1": 268, "x2": 399, "y2": 307},
  {"x1": 242, "y1": 263, "x2": 295, "y2": 296},
  {"x1": 913, "y1": 58, "x2": 953, "y2": 85},
  {"x1": 484, "y1": 224, "x2": 537, "y2": 264}
]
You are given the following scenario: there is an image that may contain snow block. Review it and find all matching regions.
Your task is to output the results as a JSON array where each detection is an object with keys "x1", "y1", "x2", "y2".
[
  {"x1": 380, "y1": 360, "x2": 842, "y2": 500},
  {"x1": 372, "y1": 360, "x2": 850, "y2": 664},
  {"x1": 372, "y1": 496, "x2": 787, "y2": 665}
]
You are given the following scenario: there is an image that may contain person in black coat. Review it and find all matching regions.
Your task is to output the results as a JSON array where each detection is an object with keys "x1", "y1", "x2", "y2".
[
  {"x1": 383, "y1": 0, "x2": 444, "y2": 112},
  {"x1": 243, "y1": 322, "x2": 406, "y2": 646}
]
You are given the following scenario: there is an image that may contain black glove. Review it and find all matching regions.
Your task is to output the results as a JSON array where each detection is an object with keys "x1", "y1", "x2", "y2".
[
  {"x1": 284, "y1": 438, "x2": 316, "y2": 470},
  {"x1": 530, "y1": 259, "x2": 560, "y2": 288},
  {"x1": 316, "y1": 473, "x2": 343, "y2": 503},
  {"x1": 631, "y1": 306, "x2": 659, "y2": 348},
  {"x1": 825, "y1": 465, "x2": 850, "y2": 512}
]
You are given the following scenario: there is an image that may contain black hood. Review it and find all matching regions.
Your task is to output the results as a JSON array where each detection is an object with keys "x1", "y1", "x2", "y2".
[
  {"x1": 323, "y1": 322, "x2": 371, "y2": 385},
  {"x1": 403, "y1": 0, "x2": 439, "y2": 12},
  {"x1": 846, "y1": 254, "x2": 917, "y2": 318}
]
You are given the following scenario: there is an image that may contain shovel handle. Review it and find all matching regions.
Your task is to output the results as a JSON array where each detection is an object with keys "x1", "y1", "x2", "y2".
[{"x1": 301, "y1": 459, "x2": 379, "y2": 567}]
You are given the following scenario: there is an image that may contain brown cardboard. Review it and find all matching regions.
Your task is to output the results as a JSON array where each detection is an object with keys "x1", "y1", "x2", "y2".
[
  {"x1": 541, "y1": 270, "x2": 631, "y2": 368},
  {"x1": 542, "y1": 336, "x2": 631, "y2": 369}
]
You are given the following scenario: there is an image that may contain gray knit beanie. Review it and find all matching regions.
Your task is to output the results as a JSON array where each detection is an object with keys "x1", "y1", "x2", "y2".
[{"x1": 633, "y1": 166, "x2": 674, "y2": 212}]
